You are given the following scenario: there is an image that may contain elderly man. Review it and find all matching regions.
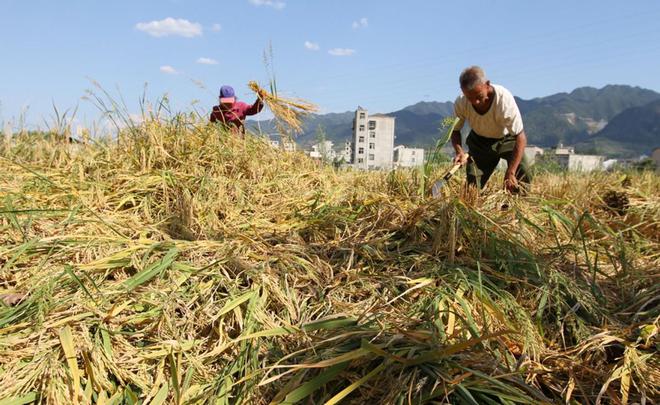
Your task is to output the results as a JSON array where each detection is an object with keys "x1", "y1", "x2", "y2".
[{"x1": 451, "y1": 66, "x2": 531, "y2": 192}]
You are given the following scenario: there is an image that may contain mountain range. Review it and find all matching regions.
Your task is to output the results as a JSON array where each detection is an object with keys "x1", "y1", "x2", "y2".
[{"x1": 249, "y1": 85, "x2": 660, "y2": 158}]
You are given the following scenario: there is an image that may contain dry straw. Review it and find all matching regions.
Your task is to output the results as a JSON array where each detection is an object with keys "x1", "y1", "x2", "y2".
[
  {"x1": 248, "y1": 81, "x2": 318, "y2": 135},
  {"x1": 0, "y1": 100, "x2": 658, "y2": 404}
]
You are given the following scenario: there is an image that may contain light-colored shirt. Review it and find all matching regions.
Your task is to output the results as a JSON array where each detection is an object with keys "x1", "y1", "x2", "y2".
[{"x1": 454, "y1": 84, "x2": 524, "y2": 139}]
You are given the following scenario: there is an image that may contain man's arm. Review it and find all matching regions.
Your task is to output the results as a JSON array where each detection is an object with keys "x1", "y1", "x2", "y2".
[
  {"x1": 245, "y1": 91, "x2": 266, "y2": 116},
  {"x1": 451, "y1": 99, "x2": 468, "y2": 165},
  {"x1": 505, "y1": 130, "x2": 527, "y2": 190},
  {"x1": 451, "y1": 130, "x2": 468, "y2": 165}
]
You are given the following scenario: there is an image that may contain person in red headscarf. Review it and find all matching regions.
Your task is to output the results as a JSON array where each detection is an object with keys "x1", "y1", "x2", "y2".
[{"x1": 210, "y1": 85, "x2": 266, "y2": 135}]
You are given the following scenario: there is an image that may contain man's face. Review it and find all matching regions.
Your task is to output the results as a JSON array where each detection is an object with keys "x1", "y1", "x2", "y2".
[{"x1": 462, "y1": 82, "x2": 490, "y2": 108}]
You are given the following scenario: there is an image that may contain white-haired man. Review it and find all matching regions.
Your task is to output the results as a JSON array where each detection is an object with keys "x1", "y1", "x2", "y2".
[{"x1": 451, "y1": 66, "x2": 531, "y2": 192}]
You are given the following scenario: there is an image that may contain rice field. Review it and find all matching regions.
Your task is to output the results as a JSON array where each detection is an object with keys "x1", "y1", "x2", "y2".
[{"x1": 0, "y1": 112, "x2": 658, "y2": 404}]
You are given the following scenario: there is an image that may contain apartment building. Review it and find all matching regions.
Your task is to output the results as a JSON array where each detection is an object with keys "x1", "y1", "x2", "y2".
[
  {"x1": 554, "y1": 143, "x2": 604, "y2": 171},
  {"x1": 269, "y1": 136, "x2": 297, "y2": 152},
  {"x1": 338, "y1": 141, "x2": 352, "y2": 164},
  {"x1": 352, "y1": 107, "x2": 395, "y2": 170},
  {"x1": 309, "y1": 140, "x2": 336, "y2": 161},
  {"x1": 393, "y1": 145, "x2": 425, "y2": 168},
  {"x1": 524, "y1": 146, "x2": 544, "y2": 165}
]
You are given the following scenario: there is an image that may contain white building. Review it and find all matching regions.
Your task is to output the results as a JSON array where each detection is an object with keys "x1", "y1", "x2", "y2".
[
  {"x1": 566, "y1": 154, "x2": 604, "y2": 172},
  {"x1": 553, "y1": 143, "x2": 604, "y2": 171},
  {"x1": 309, "y1": 140, "x2": 336, "y2": 161},
  {"x1": 524, "y1": 146, "x2": 544, "y2": 165},
  {"x1": 555, "y1": 143, "x2": 575, "y2": 156},
  {"x1": 393, "y1": 145, "x2": 424, "y2": 168},
  {"x1": 269, "y1": 136, "x2": 297, "y2": 152},
  {"x1": 282, "y1": 140, "x2": 297, "y2": 152},
  {"x1": 352, "y1": 107, "x2": 395, "y2": 170},
  {"x1": 338, "y1": 141, "x2": 352, "y2": 164}
]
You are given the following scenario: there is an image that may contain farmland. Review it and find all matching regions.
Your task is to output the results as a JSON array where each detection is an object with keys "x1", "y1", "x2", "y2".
[{"x1": 0, "y1": 115, "x2": 658, "y2": 404}]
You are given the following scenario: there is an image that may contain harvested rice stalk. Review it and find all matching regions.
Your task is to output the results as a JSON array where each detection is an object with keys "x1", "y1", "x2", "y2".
[
  {"x1": 248, "y1": 81, "x2": 318, "y2": 135},
  {"x1": 1, "y1": 101, "x2": 659, "y2": 404}
]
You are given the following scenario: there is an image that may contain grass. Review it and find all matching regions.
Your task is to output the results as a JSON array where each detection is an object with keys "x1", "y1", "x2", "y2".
[{"x1": 0, "y1": 105, "x2": 658, "y2": 404}]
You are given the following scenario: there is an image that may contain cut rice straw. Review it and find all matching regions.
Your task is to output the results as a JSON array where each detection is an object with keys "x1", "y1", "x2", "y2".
[{"x1": 248, "y1": 81, "x2": 318, "y2": 135}]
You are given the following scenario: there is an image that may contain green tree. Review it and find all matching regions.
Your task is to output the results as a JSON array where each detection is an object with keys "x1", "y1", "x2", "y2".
[{"x1": 314, "y1": 124, "x2": 332, "y2": 164}]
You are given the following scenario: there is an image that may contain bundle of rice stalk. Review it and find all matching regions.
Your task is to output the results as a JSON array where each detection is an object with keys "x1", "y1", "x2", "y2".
[{"x1": 248, "y1": 81, "x2": 318, "y2": 135}]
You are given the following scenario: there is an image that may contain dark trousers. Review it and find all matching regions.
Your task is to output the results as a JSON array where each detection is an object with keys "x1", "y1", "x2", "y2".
[{"x1": 466, "y1": 131, "x2": 532, "y2": 189}]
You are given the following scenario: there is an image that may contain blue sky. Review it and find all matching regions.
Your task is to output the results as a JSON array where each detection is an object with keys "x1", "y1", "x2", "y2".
[{"x1": 2, "y1": 0, "x2": 660, "y2": 129}]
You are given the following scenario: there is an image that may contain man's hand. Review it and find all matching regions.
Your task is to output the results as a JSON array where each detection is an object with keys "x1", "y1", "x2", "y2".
[
  {"x1": 257, "y1": 89, "x2": 268, "y2": 100},
  {"x1": 504, "y1": 170, "x2": 519, "y2": 193},
  {"x1": 453, "y1": 152, "x2": 469, "y2": 166}
]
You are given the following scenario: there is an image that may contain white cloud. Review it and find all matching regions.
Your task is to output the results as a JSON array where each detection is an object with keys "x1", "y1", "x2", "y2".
[
  {"x1": 352, "y1": 17, "x2": 368, "y2": 30},
  {"x1": 197, "y1": 57, "x2": 218, "y2": 65},
  {"x1": 304, "y1": 41, "x2": 320, "y2": 51},
  {"x1": 160, "y1": 65, "x2": 179, "y2": 74},
  {"x1": 328, "y1": 48, "x2": 356, "y2": 57},
  {"x1": 136, "y1": 18, "x2": 203, "y2": 38},
  {"x1": 211, "y1": 23, "x2": 222, "y2": 32},
  {"x1": 248, "y1": 0, "x2": 286, "y2": 10}
]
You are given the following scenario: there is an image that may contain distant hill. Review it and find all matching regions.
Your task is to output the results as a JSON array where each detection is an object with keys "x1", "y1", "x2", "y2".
[
  {"x1": 518, "y1": 85, "x2": 660, "y2": 147},
  {"x1": 575, "y1": 99, "x2": 660, "y2": 157},
  {"x1": 248, "y1": 85, "x2": 660, "y2": 157},
  {"x1": 388, "y1": 101, "x2": 454, "y2": 147},
  {"x1": 250, "y1": 111, "x2": 354, "y2": 148}
]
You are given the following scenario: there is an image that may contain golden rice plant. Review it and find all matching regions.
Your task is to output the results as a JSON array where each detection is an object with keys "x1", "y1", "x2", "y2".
[
  {"x1": 0, "y1": 98, "x2": 658, "y2": 404},
  {"x1": 248, "y1": 81, "x2": 318, "y2": 135}
]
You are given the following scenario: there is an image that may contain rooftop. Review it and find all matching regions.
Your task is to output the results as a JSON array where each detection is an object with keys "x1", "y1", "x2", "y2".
[{"x1": 369, "y1": 114, "x2": 395, "y2": 120}]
